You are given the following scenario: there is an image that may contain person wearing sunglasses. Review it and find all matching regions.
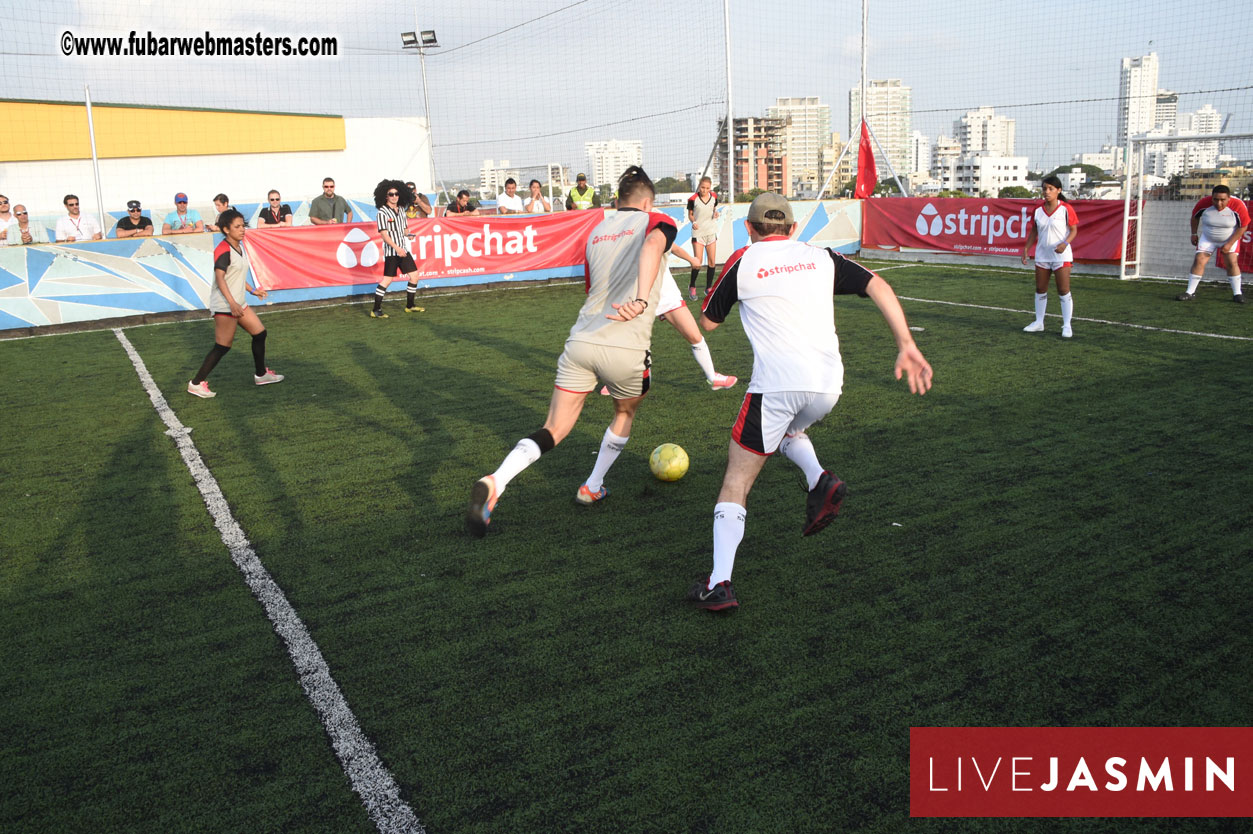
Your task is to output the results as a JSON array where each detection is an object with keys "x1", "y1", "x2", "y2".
[
  {"x1": 0, "y1": 194, "x2": 16, "y2": 240},
  {"x1": 162, "y1": 192, "x2": 204, "y2": 235},
  {"x1": 404, "y1": 181, "x2": 432, "y2": 220},
  {"x1": 369, "y1": 178, "x2": 425, "y2": 317},
  {"x1": 115, "y1": 200, "x2": 154, "y2": 238},
  {"x1": 309, "y1": 177, "x2": 353, "y2": 225},
  {"x1": 257, "y1": 190, "x2": 293, "y2": 226},
  {"x1": 55, "y1": 194, "x2": 103, "y2": 242},
  {"x1": 6, "y1": 204, "x2": 48, "y2": 246}
]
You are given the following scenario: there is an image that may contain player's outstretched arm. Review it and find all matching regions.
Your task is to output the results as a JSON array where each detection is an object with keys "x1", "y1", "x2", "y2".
[{"x1": 865, "y1": 275, "x2": 933, "y2": 395}]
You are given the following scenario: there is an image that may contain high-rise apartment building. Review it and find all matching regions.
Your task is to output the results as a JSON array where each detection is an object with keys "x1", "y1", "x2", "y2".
[
  {"x1": 716, "y1": 117, "x2": 790, "y2": 196},
  {"x1": 848, "y1": 79, "x2": 911, "y2": 177},
  {"x1": 479, "y1": 159, "x2": 520, "y2": 199},
  {"x1": 1155, "y1": 90, "x2": 1178, "y2": 129},
  {"x1": 584, "y1": 140, "x2": 643, "y2": 189},
  {"x1": 1118, "y1": 53, "x2": 1159, "y2": 141},
  {"x1": 767, "y1": 96, "x2": 831, "y2": 197},
  {"x1": 954, "y1": 107, "x2": 1015, "y2": 157}
]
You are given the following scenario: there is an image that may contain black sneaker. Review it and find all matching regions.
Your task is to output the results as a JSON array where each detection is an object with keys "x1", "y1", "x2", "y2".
[
  {"x1": 1175, "y1": 292, "x2": 1194, "y2": 301},
  {"x1": 1234, "y1": 294, "x2": 1245, "y2": 304},
  {"x1": 687, "y1": 579, "x2": 738, "y2": 611},
  {"x1": 803, "y1": 471, "x2": 847, "y2": 536}
]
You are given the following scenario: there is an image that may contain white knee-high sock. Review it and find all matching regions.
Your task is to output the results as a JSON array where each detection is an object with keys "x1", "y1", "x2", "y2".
[
  {"x1": 690, "y1": 338, "x2": 717, "y2": 382},
  {"x1": 491, "y1": 438, "x2": 542, "y2": 496},
  {"x1": 779, "y1": 433, "x2": 824, "y2": 491},
  {"x1": 1059, "y1": 292, "x2": 1073, "y2": 327},
  {"x1": 1231, "y1": 274, "x2": 1244, "y2": 295},
  {"x1": 1186, "y1": 274, "x2": 1202, "y2": 294},
  {"x1": 585, "y1": 429, "x2": 628, "y2": 492},
  {"x1": 1034, "y1": 292, "x2": 1048, "y2": 324},
  {"x1": 710, "y1": 502, "x2": 746, "y2": 586}
]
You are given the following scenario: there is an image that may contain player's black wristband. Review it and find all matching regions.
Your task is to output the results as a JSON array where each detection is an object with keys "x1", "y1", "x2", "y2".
[{"x1": 633, "y1": 298, "x2": 648, "y2": 308}]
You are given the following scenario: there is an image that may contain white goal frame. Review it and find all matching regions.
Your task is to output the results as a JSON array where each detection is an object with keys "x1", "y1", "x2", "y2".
[{"x1": 1121, "y1": 131, "x2": 1253, "y2": 280}]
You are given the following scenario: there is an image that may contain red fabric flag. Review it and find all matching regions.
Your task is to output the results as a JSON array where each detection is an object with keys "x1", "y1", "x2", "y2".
[{"x1": 855, "y1": 120, "x2": 878, "y2": 198}]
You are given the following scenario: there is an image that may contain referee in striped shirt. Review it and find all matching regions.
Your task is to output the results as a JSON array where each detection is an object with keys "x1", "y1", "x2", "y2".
[{"x1": 371, "y1": 178, "x2": 425, "y2": 317}]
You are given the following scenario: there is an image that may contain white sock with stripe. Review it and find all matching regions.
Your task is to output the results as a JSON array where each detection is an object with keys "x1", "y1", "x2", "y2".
[
  {"x1": 689, "y1": 338, "x2": 717, "y2": 382},
  {"x1": 710, "y1": 502, "x2": 746, "y2": 586},
  {"x1": 585, "y1": 429, "x2": 628, "y2": 492},
  {"x1": 491, "y1": 438, "x2": 542, "y2": 496},
  {"x1": 779, "y1": 432, "x2": 824, "y2": 491},
  {"x1": 1059, "y1": 292, "x2": 1073, "y2": 328},
  {"x1": 1034, "y1": 292, "x2": 1048, "y2": 325}
]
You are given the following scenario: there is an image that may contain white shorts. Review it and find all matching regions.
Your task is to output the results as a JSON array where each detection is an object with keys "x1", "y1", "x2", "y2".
[
  {"x1": 1197, "y1": 234, "x2": 1238, "y2": 256},
  {"x1": 693, "y1": 231, "x2": 718, "y2": 246},
  {"x1": 731, "y1": 390, "x2": 841, "y2": 456},
  {"x1": 1034, "y1": 257, "x2": 1072, "y2": 270},
  {"x1": 656, "y1": 272, "x2": 685, "y2": 317}
]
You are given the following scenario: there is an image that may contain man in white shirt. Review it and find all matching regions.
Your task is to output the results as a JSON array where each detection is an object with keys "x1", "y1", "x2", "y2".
[
  {"x1": 0, "y1": 194, "x2": 16, "y2": 245},
  {"x1": 496, "y1": 178, "x2": 525, "y2": 215},
  {"x1": 688, "y1": 192, "x2": 933, "y2": 612},
  {"x1": 55, "y1": 194, "x2": 104, "y2": 242}
]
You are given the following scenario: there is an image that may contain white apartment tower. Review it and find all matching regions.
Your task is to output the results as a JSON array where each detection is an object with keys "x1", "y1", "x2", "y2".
[
  {"x1": 954, "y1": 107, "x2": 1016, "y2": 156},
  {"x1": 479, "y1": 159, "x2": 520, "y2": 199},
  {"x1": 584, "y1": 140, "x2": 643, "y2": 189},
  {"x1": 767, "y1": 96, "x2": 831, "y2": 196},
  {"x1": 908, "y1": 131, "x2": 931, "y2": 178},
  {"x1": 848, "y1": 79, "x2": 912, "y2": 178},
  {"x1": 1118, "y1": 53, "x2": 1159, "y2": 141},
  {"x1": 1155, "y1": 91, "x2": 1178, "y2": 128}
]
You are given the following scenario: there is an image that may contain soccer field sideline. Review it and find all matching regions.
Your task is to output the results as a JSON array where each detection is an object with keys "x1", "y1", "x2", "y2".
[{"x1": 84, "y1": 267, "x2": 1247, "y2": 833}]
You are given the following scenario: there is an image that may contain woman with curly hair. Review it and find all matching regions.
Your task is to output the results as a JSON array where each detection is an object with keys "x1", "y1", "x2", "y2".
[{"x1": 370, "y1": 178, "x2": 424, "y2": 317}]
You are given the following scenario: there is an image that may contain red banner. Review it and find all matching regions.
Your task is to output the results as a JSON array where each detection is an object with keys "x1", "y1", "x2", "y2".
[
  {"x1": 863, "y1": 198, "x2": 1127, "y2": 262},
  {"x1": 911, "y1": 727, "x2": 1253, "y2": 817},
  {"x1": 244, "y1": 210, "x2": 605, "y2": 290}
]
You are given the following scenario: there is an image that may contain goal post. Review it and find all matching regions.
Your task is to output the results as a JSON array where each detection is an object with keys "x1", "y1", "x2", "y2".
[{"x1": 1122, "y1": 132, "x2": 1253, "y2": 281}]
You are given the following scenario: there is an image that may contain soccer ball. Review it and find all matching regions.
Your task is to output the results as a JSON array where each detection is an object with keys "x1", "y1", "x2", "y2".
[{"x1": 649, "y1": 443, "x2": 689, "y2": 482}]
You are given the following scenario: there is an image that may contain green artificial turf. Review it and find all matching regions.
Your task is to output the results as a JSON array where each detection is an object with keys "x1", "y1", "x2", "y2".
[{"x1": 2, "y1": 264, "x2": 1250, "y2": 833}]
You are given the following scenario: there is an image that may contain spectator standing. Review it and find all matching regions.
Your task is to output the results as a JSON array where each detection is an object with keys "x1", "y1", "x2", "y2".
[
  {"x1": 309, "y1": 177, "x2": 354, "y2": 225},
  {"x1": 115, "y1": 200, "x2": 154, "y2": 238},
  {"x1": 162, "y1": 193, "x2": 204, "y2": 235},
  {"x1": 55, "y1": 194, "x2": 104, "y2": 242},
  {"x1": 258, "y1": 190, "x2": 293, "y2": 226},
  {"x1": 6, "y1": 205, "x2": 49, "y2": 245},
  {"x1": 496, "y1": 178, "x2": 524, "y2": 215},
  {"x1": 565, "y1": 173, "x2": 595, "y2": 211}
]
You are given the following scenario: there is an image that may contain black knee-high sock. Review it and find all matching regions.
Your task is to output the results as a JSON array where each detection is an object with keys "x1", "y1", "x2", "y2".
[
  {"x1": 406, "y1": 281, "x2": 418, "y2": 308},
  {"x1": 373, "y1": 283, "x2": 387, "y2": 312},
  {"x1": 193, "y1": 343, "x2": 230, "y2": 384},
  {"x1": 689, "y1": 266, "x2": 700, "y2": 289},
  {"x1": 251, "y1": 330, "x2": 267, "y2": 376},
  {"x1": 705, "y1": 265, "x2": 716, "y2": 290}
]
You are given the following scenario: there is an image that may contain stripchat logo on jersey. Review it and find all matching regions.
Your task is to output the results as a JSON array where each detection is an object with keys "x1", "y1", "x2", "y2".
[{"x1": 914, "y1": 202, "x2": 1033, "y2": 244}]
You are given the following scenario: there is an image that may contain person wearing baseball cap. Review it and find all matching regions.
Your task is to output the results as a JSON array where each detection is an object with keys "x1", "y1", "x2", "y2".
[
  {"x1": 163, "y1": 192, "x2": 203, "y2": 235},
  {"x1": 566, "y1": 172, "x2": 595, "y2": 211},
  {"x1": 686, "y1": 190, "x2": 933, "y2": 612},
  {"x1": 115, "y1": 199, "x2": 154, "y2": 238}
]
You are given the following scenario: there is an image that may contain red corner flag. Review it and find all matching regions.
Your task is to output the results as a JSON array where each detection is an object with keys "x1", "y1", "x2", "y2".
[{"x1": 854, "y1": 120, "x2": 878, "y2": 198}]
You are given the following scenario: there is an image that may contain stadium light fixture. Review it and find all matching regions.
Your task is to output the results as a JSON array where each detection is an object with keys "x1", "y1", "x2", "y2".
[{"x1": 401, "y1": 27, "x2": 443, "y2": 204}]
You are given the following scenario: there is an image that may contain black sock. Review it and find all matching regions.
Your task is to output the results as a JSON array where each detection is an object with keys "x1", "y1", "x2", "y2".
[
  {"x1": 373, "y1": 284, "x2": 387, "y2": 312},
  {"x1": 406, "y1": 282, "x2": 417, "y2": 308},
  {"x1": 705, "y1": 265, "x2": 716, "y2": 290},
  {"x1": 251, "y1": 330, "x2": 267, "y2": 376},
  {"x1": 689, "y1": 267, "x2": 700, "y2": 289},
  {"x1": 193, "y1": 343, "x2": 230, "y2": 384}
]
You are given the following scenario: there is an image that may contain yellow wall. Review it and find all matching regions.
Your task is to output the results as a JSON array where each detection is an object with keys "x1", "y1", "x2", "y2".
[{"x1": 0, "y1": 101, "x2": 345, "y2": 162}]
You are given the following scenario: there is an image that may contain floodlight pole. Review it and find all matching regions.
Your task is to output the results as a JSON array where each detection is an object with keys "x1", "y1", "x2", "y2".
[
  {"x1": 722, "y1": 0, "x2": 734, "y2": 203},
  {"x1": 407, "y1": 19, "x2": 446, "y2": 205},
  {"x1": 84, "y1": 86, "x2": 106, "y2": 231}
]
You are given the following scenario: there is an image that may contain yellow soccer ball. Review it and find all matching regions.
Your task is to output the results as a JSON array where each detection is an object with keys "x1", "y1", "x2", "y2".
[{"x1": 649, "y1": 443, "x2": 690, "y2": 482}]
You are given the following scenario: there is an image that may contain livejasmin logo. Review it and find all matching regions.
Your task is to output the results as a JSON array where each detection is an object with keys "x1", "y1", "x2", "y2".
[
  {"x1": 928, "y1": 755, "x2": 1235, "y2": 793},
  {"x1": 915, "y1": 202, "x2": 1033, "y2": 243}
]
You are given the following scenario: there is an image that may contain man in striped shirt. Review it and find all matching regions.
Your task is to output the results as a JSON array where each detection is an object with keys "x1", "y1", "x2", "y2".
[{"x1": 371, "y1": 179, "x2": 424, "y2": 317}]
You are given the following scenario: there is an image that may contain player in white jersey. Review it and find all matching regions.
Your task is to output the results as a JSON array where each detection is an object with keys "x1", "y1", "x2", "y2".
[
  {"x1": 1021, "y1": 175, "x2": 1080, "y2": 338},
  {"x1": 686, "y1": 193, "x2": 932, "y2": 611},
  {"x1": 1177, "y1": 185, "x2": 1249, "y2": 303},
  {"x1": 686, "y1": 176, "x2": 721, "y2": 299},
  {"x1": 467, "y1": 166, "x2": 674, "y2": 537}
]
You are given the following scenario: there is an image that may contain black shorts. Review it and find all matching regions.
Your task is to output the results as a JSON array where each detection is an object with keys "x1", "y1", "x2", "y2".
[{"x1": 384, "y1": 254, "x2": 417, "y2": 277}]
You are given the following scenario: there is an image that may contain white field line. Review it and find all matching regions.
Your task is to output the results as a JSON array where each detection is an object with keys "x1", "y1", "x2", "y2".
[
  {"x1": 113, "y1": 328, "x2": 423, "y2": 834},
  {"x1": 895, "y1": 296, "x2": 1253, "y2": 342}
]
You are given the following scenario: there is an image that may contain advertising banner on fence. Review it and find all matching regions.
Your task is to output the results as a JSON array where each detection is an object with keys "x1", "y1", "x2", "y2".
[
  {"x1": 863, "y1": 198, "x2": 1128, "y2": 262},
  {"x1": 245, "y1": 210, "x2": 605, "y2": 290}
]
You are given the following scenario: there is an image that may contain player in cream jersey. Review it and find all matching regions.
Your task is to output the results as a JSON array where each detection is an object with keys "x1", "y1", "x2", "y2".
[
  {"x1": 1178, "y1": 185, "x2": 1249, "y2": 303},
  {"x1": 467, "y1": 167, "x2": 674, "y2": 536},
  {"x1": 1021, "y1": 175, "x2": 1079, "y2": 337},
  {"x1": 687, "y1": 192, "x2": 932, "y2": 611}
]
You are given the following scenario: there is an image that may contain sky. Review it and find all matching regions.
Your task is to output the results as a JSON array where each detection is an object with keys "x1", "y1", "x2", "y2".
[{"x1": 3, "y1": 0, "x2": 1250, "y2": 181}]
